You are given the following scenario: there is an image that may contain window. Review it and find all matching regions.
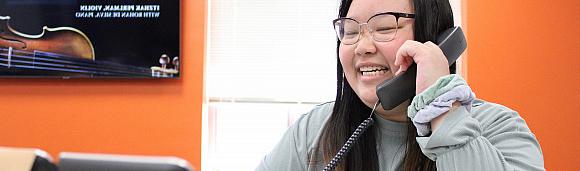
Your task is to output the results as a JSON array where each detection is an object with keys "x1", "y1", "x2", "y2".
[{"x1": 204, "y1": 0, "x2": 338, "y2": 170}]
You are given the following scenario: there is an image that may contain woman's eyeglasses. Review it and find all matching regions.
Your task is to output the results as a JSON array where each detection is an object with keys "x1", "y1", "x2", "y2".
[{"x1": 333, "y1": 12, "x2": 415, "y2": 45}]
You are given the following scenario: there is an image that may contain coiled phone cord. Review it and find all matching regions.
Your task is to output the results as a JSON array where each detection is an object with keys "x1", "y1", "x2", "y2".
[{"x1": 322, "y1": 102, "x2": 379, "y2": 171}]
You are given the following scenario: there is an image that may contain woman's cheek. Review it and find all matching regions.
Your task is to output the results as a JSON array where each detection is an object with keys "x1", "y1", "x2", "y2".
[{"x1": 338, "y1": 46, "x2": 355, "y2": 74}]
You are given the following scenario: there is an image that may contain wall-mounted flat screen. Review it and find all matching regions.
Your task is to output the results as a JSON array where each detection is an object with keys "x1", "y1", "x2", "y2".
[{"x1": 0, "y1": 0, "x2": 180, "y2": 78}]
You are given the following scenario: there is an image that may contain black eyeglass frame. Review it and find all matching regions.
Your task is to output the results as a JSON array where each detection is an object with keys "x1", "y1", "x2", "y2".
[{"x1": 332, "y1": 12, "x2": 415, "y2": 45}]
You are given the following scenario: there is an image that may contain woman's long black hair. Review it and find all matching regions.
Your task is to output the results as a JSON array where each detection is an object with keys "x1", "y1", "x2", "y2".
[{"x1": 316, "y1": 0, "x2": 456, "y2": 170}]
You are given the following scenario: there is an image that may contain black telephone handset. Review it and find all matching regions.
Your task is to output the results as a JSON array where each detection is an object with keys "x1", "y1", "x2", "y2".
[
  {"x1": 376, "y1": 26, "x2": 467, "y2": 110},
  {"x1": 323, "y1": 26, "x2": 467, "y2": 171}
]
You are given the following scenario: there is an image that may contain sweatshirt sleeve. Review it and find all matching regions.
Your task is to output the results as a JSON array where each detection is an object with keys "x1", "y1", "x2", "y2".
[{"x1": 415, "y1": 102, "x2": 545, "y2": 171}]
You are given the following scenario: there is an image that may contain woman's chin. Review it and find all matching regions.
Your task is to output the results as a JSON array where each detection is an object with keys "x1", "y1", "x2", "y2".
[{"x1": 360, "y1": 94, "x2": 379, "y2": 108}]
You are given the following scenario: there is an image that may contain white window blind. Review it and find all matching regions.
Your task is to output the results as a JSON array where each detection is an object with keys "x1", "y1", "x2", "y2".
[
  {"x1": 207, "y1": 0, "x2": 339, "y2": 103},
  {"x1": 205, "y1": 1, "x2": 339, "y2": 170}
]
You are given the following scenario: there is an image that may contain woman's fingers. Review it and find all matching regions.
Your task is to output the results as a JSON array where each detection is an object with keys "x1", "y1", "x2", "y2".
[
  {"x1": 395, "y1": 40, "x2": 419, "y2": 64},
  {"x1": 395, "y1": 40, "x2": 421, "y2": 75},
  {"x1": 395, "y1": 65, "x2": 406, "y2": 76},
  {"x1": 394, "y1": 40, "x2": 451, "y2": 94}
]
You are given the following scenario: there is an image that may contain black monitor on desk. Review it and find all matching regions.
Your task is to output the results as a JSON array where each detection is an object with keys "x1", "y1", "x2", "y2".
[
  {"x1": 31, "y1": 149, "x2": 58, "y2": 171},
  {"x1": 59, "y1": 152, "x2": 193, "y2": 171}
]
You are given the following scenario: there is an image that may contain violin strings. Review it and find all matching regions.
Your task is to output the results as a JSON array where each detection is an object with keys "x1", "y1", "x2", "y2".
[
  {"x1": 34, "y1": 50, "x2": 151, "y2": 71},
  {"x1": 0, "y1": 48, "x2": 153, "y2": 76},
  {"x1": 0, "y1": 47, "x2": 152, "y2": 71},
  {"x1": 0, "y1": 54, "x2": 148, "y2": 76},
  {"x1": 2, "y1": 48, "x2": 150, "y2": 72}
]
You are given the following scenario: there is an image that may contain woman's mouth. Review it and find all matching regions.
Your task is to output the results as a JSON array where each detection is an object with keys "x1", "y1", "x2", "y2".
[{"x1": 359, "y1": 66, "x2": 389, "y2": 76}]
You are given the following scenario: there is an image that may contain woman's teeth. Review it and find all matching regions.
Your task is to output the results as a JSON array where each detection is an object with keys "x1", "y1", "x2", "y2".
[{"x1": 360, "y1": 66, "x2": 389, "y2": 76}]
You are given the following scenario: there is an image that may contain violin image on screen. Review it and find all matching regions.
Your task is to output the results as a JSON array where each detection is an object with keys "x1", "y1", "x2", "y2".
[{"x1": 0, "y1": 16, "x2": 179, "y2": 78}]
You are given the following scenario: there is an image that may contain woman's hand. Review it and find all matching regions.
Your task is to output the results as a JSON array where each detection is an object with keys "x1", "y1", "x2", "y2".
[
  {"x1": 395, "y1": 40, "x2": 454, "y2": 132},
  {"x1": 394, "y1": 40, "x2": 450, "y2": 94}
]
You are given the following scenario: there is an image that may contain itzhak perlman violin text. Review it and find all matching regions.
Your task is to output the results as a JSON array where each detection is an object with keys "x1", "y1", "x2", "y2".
[{"x1": 75, "y1": 5, "x2": 161, "y2": 18}]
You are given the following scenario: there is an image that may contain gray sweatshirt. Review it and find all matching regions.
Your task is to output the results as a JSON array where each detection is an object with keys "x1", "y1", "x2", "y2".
[{"x1": 255, "y1": 99, "x2": 544, "y2": 170}]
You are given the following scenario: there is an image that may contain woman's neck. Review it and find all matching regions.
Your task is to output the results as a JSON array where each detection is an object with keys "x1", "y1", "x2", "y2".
[{"x1": 375, "y1": 100, "x2": 410, "y2": 122}]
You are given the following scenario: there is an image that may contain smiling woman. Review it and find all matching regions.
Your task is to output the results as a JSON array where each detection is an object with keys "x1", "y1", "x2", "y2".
[
  {"x1": 206, "y1": 0, "x2": 472, "y2": 171},
  {"x1": 255, "y1": 0, "x2": 544, "y2": 171}
]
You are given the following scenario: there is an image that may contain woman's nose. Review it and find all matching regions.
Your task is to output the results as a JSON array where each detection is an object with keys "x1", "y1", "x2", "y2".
[{"x1": 355, "y1": 29, "x2": 376, "y2": 56}]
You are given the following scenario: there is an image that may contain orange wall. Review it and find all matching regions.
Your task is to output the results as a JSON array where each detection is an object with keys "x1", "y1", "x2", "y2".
[
  {"x1": 0, "y1": 0, "x2": 205, "y2": 169},
  {"x1": 465, "y1": 0, "x2": 579, "y2": 170}
]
